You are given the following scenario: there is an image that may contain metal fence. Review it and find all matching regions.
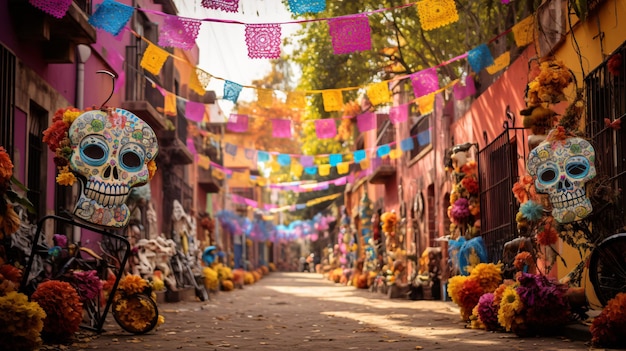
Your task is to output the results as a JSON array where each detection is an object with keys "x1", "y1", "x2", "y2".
[
  {"x1": 477, "y1": 126, "x2": 520, "y2": 264},
  {"x1": 585, "y1": 41, "x2": 626, "y2": 236}
]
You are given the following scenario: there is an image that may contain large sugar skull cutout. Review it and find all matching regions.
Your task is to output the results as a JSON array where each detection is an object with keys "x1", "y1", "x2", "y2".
[
  {"x1": 68, "y1": 108, "x2": 158, "y2": 227},
  {"x1": 527, "y1": 137, "x2": 595, "y2": 223}
]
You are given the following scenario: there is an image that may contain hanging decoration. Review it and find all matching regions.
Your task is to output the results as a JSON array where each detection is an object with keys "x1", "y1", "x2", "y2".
[
  {"x1": 287, "y1": 0, "x2": 326, "y2": 15},
  {"x1": 223, "y1": 80, "x2": 243, "y2": 103},
  {"x1": 315, "y1": 119, "x2": 338, "y2": 139},
  {"x1": 365, "y1": 81, "x2": 391, "y2": 106},
  {"x1": 468, "y1": 44, "x2": 495, "y2": 73},
  {"x1": 201, "y1": 0, "x2": 239, "y2": 13},
  {"x1": 245, "y1": 24, "x2": 282, "y2": 59},
  {"x1": 88, "y1": 0, "x2": 134, "y2": 36},
  {"x1": 416, "y1": 0, "x2": 460, "y2": 31},
  {"x1": 271, "y1": 118, "x2": 292, "y2": 138},
  {"x1": 328, "y1": 14, "x2": 372, "y2": 55},
  {"x1": 29, "y1": 0, "x2": 72, "y2": 19},
  {"x1": 158, "y1": 15, "x2": 202, "y2": 51},
  {"x1": 411, "y1": 67, "x2": 440, "y2": 98},
  {"x1": 139, "y1": 43, "x2": 169, "y2": 76}
]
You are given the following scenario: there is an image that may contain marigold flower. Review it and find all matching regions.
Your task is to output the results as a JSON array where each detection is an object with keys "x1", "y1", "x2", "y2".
[
  {"x1": 31, "y1": 280, "x2": 82, "y2": 341},
  {"x1": 591, "y1": 292, "x2": 626, "y2": 347},
  {"x1": 42, "y1": 119, "x2": 70, "y2": 153},
  {"x1": 0, "y1": 146, "x2": 14, "y2": 183},
  {"x1": 536, "y1": 223, "x2": 558, "y2": 246},
  {"x1": 118, "y1": 274, "x2": 149, "y2": 296},
  {"x1": 0, "y1": 291, "x2": 46, "y2": 350},
  {"x1": 55, "y1": 167, "x2": 77, "y2": 186},
  {"x1": 0, "y1": 264, "x2": 22, "y2": 285},
  {"x1": 513, "y1": 251, "x2": 535, "y2": 271},
  {"x1": 469, "y1": 263, "x2": 503, "y2": 293},
  {"x1": 461, "y1": 176, "x2": 479, "y2": 195}
]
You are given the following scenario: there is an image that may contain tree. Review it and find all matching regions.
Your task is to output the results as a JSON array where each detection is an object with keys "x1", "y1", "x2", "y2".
[{"x1": 284, "y1": 0, "x2": 538, "y2": 154}]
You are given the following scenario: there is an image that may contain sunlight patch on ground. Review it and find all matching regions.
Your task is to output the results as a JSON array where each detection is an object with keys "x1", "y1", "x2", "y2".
[
  {"x1": 320, "y1": 311, "x2": 501, "y2": 346},
  {"x1": 264, "y1": 285, "x2": 455, "y2": 314}
]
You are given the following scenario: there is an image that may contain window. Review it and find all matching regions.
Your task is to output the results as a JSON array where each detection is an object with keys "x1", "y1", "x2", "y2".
[
  {"x1": 409, "y1": 113, "x2": 431, "y2": 160},
  {"x1": 1, "y1": 44, "x2": 15, "y2": 152},
  {"x1": 27, "y1": 102, "x2": 48, "y2": 221}
]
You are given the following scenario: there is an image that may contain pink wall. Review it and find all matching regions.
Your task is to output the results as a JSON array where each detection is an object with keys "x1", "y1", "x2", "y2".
[{"x1": 452, "y1": 46, "x2": 537, "y2": 174}]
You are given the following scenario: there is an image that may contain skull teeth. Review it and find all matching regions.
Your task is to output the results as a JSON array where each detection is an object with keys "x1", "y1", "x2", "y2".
[
  {"x1": 550, "y1": 188, "x2": 587, "y2": 209},
  {"x1": 84, "y1": 180, "x2": 130, "y2": 207}
]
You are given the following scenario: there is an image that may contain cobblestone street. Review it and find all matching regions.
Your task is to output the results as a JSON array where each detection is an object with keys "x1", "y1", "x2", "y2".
[{"x1": 57, "y1": 272, "x2": 595, "y2": 351}]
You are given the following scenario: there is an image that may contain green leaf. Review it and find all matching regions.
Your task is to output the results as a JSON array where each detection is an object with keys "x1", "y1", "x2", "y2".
[
  {"x1": 10, "y1": 175, "x2": 29, "y2": 192},
  {"x1": 571, "y1": 0, "x2": 588, "y2": 21},
  {"x1": 5, "y1": 190, "x2": 36, "y2": 214}
]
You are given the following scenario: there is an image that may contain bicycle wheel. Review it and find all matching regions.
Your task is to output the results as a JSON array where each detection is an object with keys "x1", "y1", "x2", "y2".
[
  {"x1": 112, "y1": 293, "x2": 159, "y2": 334},
  {"x1": 588, "y1": 233, "x2": 626, "y2": 306}
]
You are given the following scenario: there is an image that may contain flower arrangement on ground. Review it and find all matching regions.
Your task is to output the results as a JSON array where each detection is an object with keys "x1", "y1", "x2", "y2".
[
  {"x1": 31, "y1": 280, "x2": 83, "y2": 342},
  {"x1": 203, "y1": 266, "x2": 219, "y2": 292},
  {"x1": 590, "y1": 292, "x2": 626, "y2": 347},
  {"x1": 0, "y1": 290, "x2": 47, "y2": 351},
  {"x1": 448, "y1": 263, "x2": 502, "y2": 321},
  {"x1": 114, "y1": 274, "x2": 165, "y2": 332}
]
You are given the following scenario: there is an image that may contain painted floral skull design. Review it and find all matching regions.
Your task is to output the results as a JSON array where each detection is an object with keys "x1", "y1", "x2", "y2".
[
  {"x1": 68, "y1": 108, "x2": 158, "y2": 227},
  {"x1": 527, "y1": 137, "x2": 596, "y2": 223}
]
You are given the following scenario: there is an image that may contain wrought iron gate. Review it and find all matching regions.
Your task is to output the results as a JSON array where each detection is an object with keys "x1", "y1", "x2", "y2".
[{"x1": 477, "y1": 125, "x2": 521, "y2": 264}]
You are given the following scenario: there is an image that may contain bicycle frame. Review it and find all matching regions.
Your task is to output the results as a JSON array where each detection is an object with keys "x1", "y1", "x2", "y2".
[{"x1": 19, "y1": 214, "x2": 131, "y2": 333}]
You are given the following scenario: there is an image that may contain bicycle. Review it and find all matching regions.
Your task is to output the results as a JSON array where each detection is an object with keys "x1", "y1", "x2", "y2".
[
  {"x1": 169, "y1": 247, "x2": 209, "y2": 302},
  {"x1": 557, "y1": 198, "x2": 626, "y2": 307},
  {"x1": 18, "y1": 214, "x2": 159, "y2": 334}
]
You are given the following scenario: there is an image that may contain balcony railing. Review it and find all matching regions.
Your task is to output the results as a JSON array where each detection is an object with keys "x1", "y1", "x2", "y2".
[{"x1": 9, "y1": 0, "x2": 97, "y2": 63}]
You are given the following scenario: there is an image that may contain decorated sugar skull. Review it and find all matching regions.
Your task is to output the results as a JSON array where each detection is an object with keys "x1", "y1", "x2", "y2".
[
  {"x1": 527, "y1": 137, "x2": 595, "y2": 223},
  {"x1": 68, "y1": 108, "x2": 158, "y2": 227}
]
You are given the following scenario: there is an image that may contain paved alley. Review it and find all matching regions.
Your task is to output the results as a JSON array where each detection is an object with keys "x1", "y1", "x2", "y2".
[{"x1": 53, "y1": 272, "x2": 597, "y2": 351}]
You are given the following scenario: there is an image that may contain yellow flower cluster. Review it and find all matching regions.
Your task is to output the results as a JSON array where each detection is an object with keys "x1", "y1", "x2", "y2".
[
  {"x1": 469, "y1": 263, "x2": 503, "y2": 293},
  {"x1": 0, "y1": 291, "x2": 46, "y2": 351},
  {"x1": 118, "y1": 274, "x2": 149, "y2": 296},
  {"x1": 215, "y1": 264, "x2": 233, "y2": 282},
  {"x1": 203, "y1": 267, "x2": 219, "y2": 291},
  {"x1": 114, "y1": 294, "x2": 158, "y2": 332},
  {"x1": 497, "y1": 286, "x2": 525, "y2": 332},
  {"x1": 55, "y1": 166, "x2": 77, "y2": 186},
  {"x1": 447, "y1": 275, "x2": 468, "y2": 305},
  {"x1": 526, "y1": 59, "x2": 573, "y2": 106},
  {"x1": 151, "y1": 276, "x2": 165, "y2": 292}
]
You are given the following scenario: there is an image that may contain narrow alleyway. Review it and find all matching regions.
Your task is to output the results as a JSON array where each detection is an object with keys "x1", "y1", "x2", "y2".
[{"x1": 57, "y1": 273, "x2": 593, "y2": 351}]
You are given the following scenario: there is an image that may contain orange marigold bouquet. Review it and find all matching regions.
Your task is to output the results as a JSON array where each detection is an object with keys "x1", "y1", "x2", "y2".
[
  {"x1": 591, "y1": 292, "x2": 626, "y2": 347},
  {"x1": 31, "y1": 280, "x2": 83, "y2": 341}
]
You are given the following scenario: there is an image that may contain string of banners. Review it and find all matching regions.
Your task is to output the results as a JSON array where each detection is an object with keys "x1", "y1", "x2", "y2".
[{"x1": 28, "y1": 0, "x2": 535, "y2": 110}]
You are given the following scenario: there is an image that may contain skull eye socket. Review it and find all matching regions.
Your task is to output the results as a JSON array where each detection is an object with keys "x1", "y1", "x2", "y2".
[
  {"x1": 80, "y1": 136, "x2": 109, "y2": 167},
  {"x1": 537, "y1": 162, "x2": 559, "y2": 185},
  {"x1": 119, "y1": 144, "x2": 145, "y2": 172},
  {"x1": 566, "y1": 156, "x2": 590, "y2": 179}
]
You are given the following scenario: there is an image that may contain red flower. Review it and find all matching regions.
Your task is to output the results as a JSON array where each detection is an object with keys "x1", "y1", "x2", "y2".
[
  {"x1": 608, "y1": 53, "x2": 622, "y2": 76},
  {"x1": 0, "y1": 264, "x2": 22, "y2": 285},
  {"x1": 461, "y1": 176, "x2": 479, "y2": 195},
  {"x1": 42, "y1": 120, "x2": 69, "y2": 152},
  {"x1": 536, "y1": 224, "x2": 558, "y2": 246},
  {"x1": 0, "y1": 146, "x2": 14, "y2": 183}
]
